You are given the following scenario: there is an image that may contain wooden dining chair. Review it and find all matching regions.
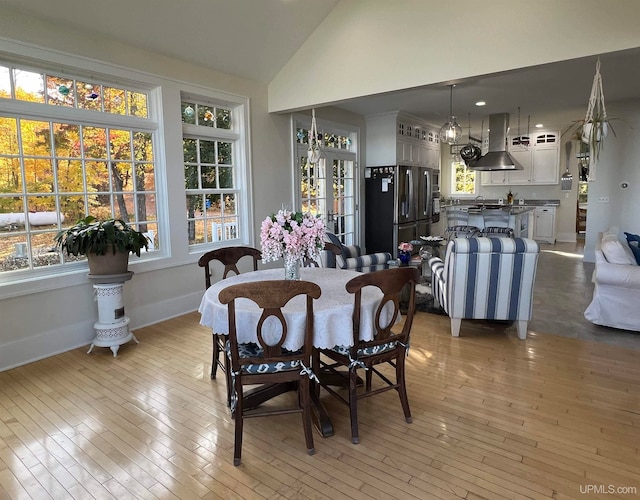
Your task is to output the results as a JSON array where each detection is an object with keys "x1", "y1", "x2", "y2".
[
  {"x1": 218, "y1": 279, "x2": 321, "y2": 466},
  {"x1": 315, "y1": 266, "x2": 421, "y2": 444},
  {"x1": 198, "y1": 246, "x2": 262, "y2": 388}
]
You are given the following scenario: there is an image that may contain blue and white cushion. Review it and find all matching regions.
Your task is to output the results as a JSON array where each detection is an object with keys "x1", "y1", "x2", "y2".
[
  {"x1": 225, "y1": 342, "x2": 302, "y2": 374},
  {"x1": 330, "y1": 341, "x2": 398, "y2": 358},
  {"x1": 325, "y1": 232, "x2": 391, "y2": 272}
]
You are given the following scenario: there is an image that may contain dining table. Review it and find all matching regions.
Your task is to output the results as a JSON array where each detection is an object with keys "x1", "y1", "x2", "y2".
[{"x1": 198, "y1": 266, "x2": 393, "y2": 437}]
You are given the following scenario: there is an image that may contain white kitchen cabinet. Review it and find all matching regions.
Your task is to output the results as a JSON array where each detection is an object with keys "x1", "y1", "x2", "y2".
[
  {"x1": 533, "y1": 206, "x2": 556, "y2": 243},
  {"x1": 480, "y1": 131, "x2": 559, "y2": 186},
  {"x1": 366, "y1": 111, "x2": 440, "y2": 168}
]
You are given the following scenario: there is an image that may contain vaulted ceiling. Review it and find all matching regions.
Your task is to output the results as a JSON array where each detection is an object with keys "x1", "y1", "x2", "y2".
[{"x1": 4, "y1": 0, "x2": 640, "y2": 133}]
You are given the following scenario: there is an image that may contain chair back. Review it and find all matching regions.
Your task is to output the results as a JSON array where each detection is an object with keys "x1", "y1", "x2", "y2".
[
  {"x1": 346, "y1": 267, "x2": 421, "y2": 351},
  {"x1": 482, "y1": 208, "x2": 510, "y2": 228},
  {"x1": 442, "y1": 237, "x2": 539, "y2": 321},
  {"x1": 219, "y1": 280, "x2": 321, "y2": 371},
  {"x1": 446, "y1": 207, "x2": 470, "y2": 227},
  {"x1": 198, "y1": 246, "x2": 261, "y2": 288}
]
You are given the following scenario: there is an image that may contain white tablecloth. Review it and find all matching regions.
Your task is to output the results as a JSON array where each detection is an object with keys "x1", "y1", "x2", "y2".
[{"x1": 198, "y1": 267, "x2": 393, "y2": 351}]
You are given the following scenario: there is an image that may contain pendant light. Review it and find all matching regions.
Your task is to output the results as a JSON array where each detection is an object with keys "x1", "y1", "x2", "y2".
[{"x1": 439, "y1": 84, "x2": 462, "y2": 145}]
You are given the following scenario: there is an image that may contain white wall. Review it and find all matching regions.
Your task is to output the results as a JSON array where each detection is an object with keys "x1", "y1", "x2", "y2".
[
  {"x1": 269, "y1": 0, "x2": 640, "y2": 112},
  {"x1": 582, "y1": 99, "x2": 640, "y2": 260},
  {"x1": 0, "y1": 10, "x2": 292, "y2": 370}
]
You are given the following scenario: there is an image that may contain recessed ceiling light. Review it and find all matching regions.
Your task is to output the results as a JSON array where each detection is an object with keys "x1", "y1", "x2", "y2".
[
  {"x1": 475, "y1": 101, "x2": 486, "y2": 106},
  {"x1": 535, "y1": 123, "x2": 544, "y2": 128}
]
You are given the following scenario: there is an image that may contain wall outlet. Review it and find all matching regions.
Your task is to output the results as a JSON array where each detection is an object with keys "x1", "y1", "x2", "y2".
[
  {"x1": 597, "y1": 196, "x2": 610, "y2": 203},
  {"x1": 518, "y1": 199, "x2": 525, "y2": 205},
  {"x1": 498, "y1": 198, "x2": 504, "y2": 205}
]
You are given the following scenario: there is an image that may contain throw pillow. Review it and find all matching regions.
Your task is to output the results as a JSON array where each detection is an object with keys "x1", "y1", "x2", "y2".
[
  {"x1": 624, "y1": 231, "x2": 640, "y2": 244},
  {"x1": 628, "y1": 240, "x2": 640, "y2": 265},
  {"x1": 601, "y1": 232, "x2": 637, "y2": 265}
]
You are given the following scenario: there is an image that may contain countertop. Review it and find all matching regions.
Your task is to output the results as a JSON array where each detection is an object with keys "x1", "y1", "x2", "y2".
[{"x1": 444, "y1": 199, "x2": 560, "y2": 208}]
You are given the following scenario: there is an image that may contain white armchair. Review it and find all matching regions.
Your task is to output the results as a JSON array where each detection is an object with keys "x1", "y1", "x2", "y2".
[
  {"x1": 429, "y1": 237, "x2": 540, "y2": 339},
  {"x1": 325, "y1": 232, "x2": 391, "y2": 273}
]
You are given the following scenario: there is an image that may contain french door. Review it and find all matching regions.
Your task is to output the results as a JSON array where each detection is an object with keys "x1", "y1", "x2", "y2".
[
  {"x1": 295, "y1": 115, "x2": 359, "y2": 245},
  {"x1": 298, "y1": 150, "x2": 357, "y2": 246}
]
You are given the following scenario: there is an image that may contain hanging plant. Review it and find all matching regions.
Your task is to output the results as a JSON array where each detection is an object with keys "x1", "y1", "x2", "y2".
[
  {"x1": 307, "y1": 108, "x2": 322, "y2": 166},
  {"x1": 582, "y1": 58, "x2": 614, "y2": 165}
]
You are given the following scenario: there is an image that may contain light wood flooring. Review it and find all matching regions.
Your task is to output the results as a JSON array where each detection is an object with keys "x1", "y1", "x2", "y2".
[{"x1": 1, "y1": 244, "x2": 639, "y2": 499}]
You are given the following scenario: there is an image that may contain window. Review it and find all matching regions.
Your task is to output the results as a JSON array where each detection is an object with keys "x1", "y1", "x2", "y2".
[
  {"x1": 450, "y1": 159, "x2": 476, "y2": 195},
  {"x1": 0, "y1": 62, "x2": 158, "y2": 280},
  {"x1": 182, "y1": 97, "x2": 243, "y2": 247},
  {"x1": 294, "y1": 116, "x2": 358, "y2": 244}
]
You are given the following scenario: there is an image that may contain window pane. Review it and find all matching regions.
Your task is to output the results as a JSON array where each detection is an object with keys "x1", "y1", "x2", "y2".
[
  {"x1": 21, "y1": 120, "x2": 51, "y2": 156},
  {"x1": 24, "y1": 159, "x2": 53, "y2": 193},
  {"x1": 59, "y1": 195, "x2": 86, "y2": 226},
  {"x1": 219, "y1": 167, "x2": 233, "y2": 188},
  {"x1": 110, "y1": 129, "x2": 132, "y2": 160},
  {"x1": 199, "y1": 140, "x2": 216, "y2": 163},
  {"x1": 133, "y1": 132, "x2": 153, "y2": 161},
  {"x1": 218, "y1": 141, "x2": 232, "y2": 164},
  {"x1": 0, "y1": 157, "x2": 22, "y2": 192},
  {"x1": 53, "y1": 123, "x2": 81, "y2": 158},
  {"x1": 114, "y1": 193, "x2": 135, "y2": 221},
  {"x1": 216, "y1": 108, "x2": 231, "y2": 129},
  {"x1": 181, "y1": 101, "x2": 196, "y2": 124},
  {"x1": 46, "y1": 76, "x2": 75, "y2": 107},
  {"x1": 201, "y1": 166, "x2": 217, "y2": 188},
  {"x1": 83, "y1": 127, "x2": 107, "y2": 159},
  {"x1": 0, "y1": 66, "x2": 11, "y2": 98},
  {"x1": 0, "y1": 117, "x2": 19, "y2": 154},
  {"x1": 111, "y1": 162, "x2": 133, "y2": 191},
  {"x1": 128, "y1": 92, "x2": 148, "y2": 118},
  {"x1": 135, "y1": 163, "x2": 155, "y2": 191},
  {"x1": 14, "y1": 69, "x2": 44, "y2": 103},
  {"x1": 184, "y1": 164, "x2": 198, "y2": 189},
  {"x1": 183, "y1": 138, "x2": 197, "y2": 162},
  {"x1": 103, "y1": 86, "x2": 126, "y2": 114},
  {"x1": 198, "y1": 105, "x2": 215, "y2": 127},
  {"x1": 86, "y1": 161, "x2": 109, "y2": 191},
  {"x1": 76, "y1": 81, "x2": 101, "y2": 110}
]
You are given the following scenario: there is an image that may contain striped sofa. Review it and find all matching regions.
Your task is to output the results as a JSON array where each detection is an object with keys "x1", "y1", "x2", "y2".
[
  {"x1": 325, "y1": 232, "x2": 391, "y2": 273},
  {"x1": 428, "y1": 237, "x2": 540, "y2": 339}
]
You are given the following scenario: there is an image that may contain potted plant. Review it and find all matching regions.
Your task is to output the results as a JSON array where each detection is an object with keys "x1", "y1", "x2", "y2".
[{"x1": 54, "y1": 215, "x2": 149, "y2": 275}]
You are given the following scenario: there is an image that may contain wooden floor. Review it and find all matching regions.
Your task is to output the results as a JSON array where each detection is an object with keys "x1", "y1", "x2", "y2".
[{"x1": 1, "y1": 309, "x2": 639, "y2": 499}]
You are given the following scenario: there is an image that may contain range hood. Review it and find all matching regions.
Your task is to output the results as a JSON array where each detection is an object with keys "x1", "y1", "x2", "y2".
[{"x1": 469, "y1": 113, "x2": 524, "y2": 171}]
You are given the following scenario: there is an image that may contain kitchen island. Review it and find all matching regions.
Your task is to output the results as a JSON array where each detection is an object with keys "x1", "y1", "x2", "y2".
[{"x1": 445, "y1": 205, "x2": 536, "y2": 238}]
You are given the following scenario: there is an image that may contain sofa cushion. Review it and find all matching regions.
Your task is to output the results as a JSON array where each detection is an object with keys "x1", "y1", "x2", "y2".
[{"x1": 601, "y1": 232, "x2": 637, "y2": 265}]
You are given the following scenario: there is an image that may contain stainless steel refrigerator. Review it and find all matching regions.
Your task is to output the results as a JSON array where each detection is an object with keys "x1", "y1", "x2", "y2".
[{"x1": 364, "y1": 165, "x2": 435, "y2": 255}]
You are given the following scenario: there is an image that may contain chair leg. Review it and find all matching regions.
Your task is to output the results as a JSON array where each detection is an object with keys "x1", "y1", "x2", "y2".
[
  {"x1": 365, "y1": 368, "x2": 372, "y2": 392},
  {"x1": 450, "y1": 318, "x2": 462, "y2": 337},
  {"x1": 396, "y1": 353, "x2": 412, "y2": 423},
  {"x1": 233, "y1": 377, "x2": 244, "y2": 466},
  {"x1": 224, "y1": 351, "x2": 232, "y2": 407},
  {"x1": 349, "y1": 367, "x2": 360, "y2": 444},
  {"x1": 516, "y1": 320, "x2": 528, "y2": 340},
  {"x1": 299, "y1": 378, "x2": 315, "y2": 455},
  {"x1": 211, "y1": 334, "x2": 219, "y2": 379}
]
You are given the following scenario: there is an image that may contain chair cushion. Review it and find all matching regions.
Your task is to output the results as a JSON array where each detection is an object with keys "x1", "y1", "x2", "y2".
[
  {"x1": 483, "y1": 227, "x2": 514, "y2": 237},
  {"x1": 330, "y1": 341, "x2": 397, "y2": 358},
  {"x1": 225, "y1": 342, "x2": 302, "y2": 374}
]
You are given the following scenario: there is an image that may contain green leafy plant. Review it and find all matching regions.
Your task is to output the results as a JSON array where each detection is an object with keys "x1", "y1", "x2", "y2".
[{"x1": 54, "y1": 216, "x2": 149, "y2": 257}]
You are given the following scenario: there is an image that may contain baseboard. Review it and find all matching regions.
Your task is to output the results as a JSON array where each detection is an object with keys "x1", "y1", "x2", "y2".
[{"x1": 0, "y1": 290, "x2": 204, "y2": 372}]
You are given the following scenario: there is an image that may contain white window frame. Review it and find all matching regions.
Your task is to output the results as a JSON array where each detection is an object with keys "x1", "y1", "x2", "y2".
[
  {"x1": 0, "y1": 38, "x2": 252, "y2": 300},
  {"x1": 181, "y1": 92, "x2": 252, "y2": 250},
  {"x1": 449, "y1": 158, "x2": 477, "y2": 197}
]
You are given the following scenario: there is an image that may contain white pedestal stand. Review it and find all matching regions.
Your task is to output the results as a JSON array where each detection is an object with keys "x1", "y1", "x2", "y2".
[{"x1": 87, "y1": 272, "x2": 139, "y2": 357}]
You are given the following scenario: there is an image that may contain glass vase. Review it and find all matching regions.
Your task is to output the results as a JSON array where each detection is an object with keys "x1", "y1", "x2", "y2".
[{"x1": 284, "y1": 259, "x2": 300, "y2": 280}]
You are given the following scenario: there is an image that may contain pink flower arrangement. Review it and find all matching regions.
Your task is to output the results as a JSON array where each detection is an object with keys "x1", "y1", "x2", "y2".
[
  {"x1": 260, "y1": 209, "x2": 326, "y2": 265},
  {"x1": 398, "y1": 242, "x2": 413, "y2": 253}
]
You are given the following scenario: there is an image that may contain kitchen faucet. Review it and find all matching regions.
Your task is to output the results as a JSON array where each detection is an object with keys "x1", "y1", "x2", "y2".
[{"x1": 475, "y1": 195, "x2": 485, "y2": 206}]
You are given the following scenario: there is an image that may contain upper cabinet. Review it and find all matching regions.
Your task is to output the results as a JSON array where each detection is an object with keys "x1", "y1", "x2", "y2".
[
  {"x1": 366, "y1": 112, "x2": 440, "y2": 169},
  {"x1": 481, "y1": 131, "x2": 560, "y2": 185}
]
